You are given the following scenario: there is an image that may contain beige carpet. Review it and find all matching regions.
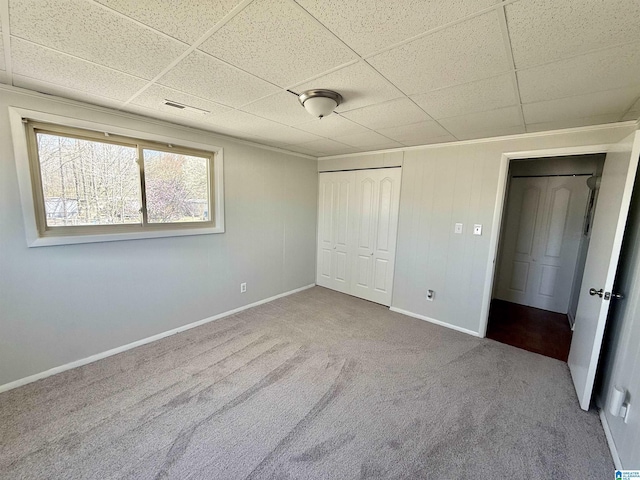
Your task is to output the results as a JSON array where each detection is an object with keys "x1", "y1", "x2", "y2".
[{"x1": 0, "y1": 287, "x2": 613, "y2": 479}]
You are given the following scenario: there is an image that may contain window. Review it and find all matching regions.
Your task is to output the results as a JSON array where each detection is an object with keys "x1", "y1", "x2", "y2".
[{"x1": 11, "y1": 110, "x2": 224, "y2": 246}]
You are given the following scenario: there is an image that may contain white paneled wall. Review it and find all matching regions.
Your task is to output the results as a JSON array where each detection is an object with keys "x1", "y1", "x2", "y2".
[{"x1": 321, "y1": 123, "x2": 638, "y2": 335}]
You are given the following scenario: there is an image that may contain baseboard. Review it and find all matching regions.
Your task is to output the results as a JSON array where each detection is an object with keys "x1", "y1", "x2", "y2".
[
  {"x1": 389, "y1": 307, "x2": 482, "y2": 337},
  {"x1": 0, "y1": 284, "x2": 316, "y2": 394},
  {"x1": 600, "y1": 409, "x2": 623, "y2": 470}
]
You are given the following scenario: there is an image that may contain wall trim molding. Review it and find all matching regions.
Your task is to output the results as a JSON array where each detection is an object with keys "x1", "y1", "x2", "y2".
[
  {"x1": 0, "y1": 284, "x2": 316, "y2": 394},
  {"x1": 599, "y1": 409, "x2": 623, "y2": 470},
  {"x1": 389, "y1": 307, "x2": 481, "y2": 337},
  {"x1": 318, "y1": 121, "x2": 637, "y2": 160}
]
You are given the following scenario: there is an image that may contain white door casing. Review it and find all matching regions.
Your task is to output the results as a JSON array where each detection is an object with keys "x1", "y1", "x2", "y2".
[
  {"x1": 496, "y1": 175, "x2": 590, "y2": 313},
  {"x1": 569, "y1": 131, "x2": 640, "y2": 411}
]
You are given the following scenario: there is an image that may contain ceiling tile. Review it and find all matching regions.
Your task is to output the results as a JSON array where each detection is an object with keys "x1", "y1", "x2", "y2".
[
  {"x1": 517, "y1": 42, "x2": 640, "y2": 103},
  {"x1": 280, "y1": 144, "x2": 319, "y2": 156},
  {"x1": 439, "y1": 106, "x2": 523, "y2": 137},
  {"x1": 94, "y1": 0, "x2": 240, "y2": 44},
  {"x1": 411, "y1": 74, "x2": 518, "y2": 119},
  {"x1": 240, "y1": 91, "x2": 314, "y2": 126},
  {"x1": 295, "y1": 0, "x2": 498, "y2": 56},
  {"x1": 130, "y1": 84, "x2": 232, "y2": 117},
  {"x1": 199, "y1": 0, "x2": 356, "y2": 87},
  {"x1": 455, "y1": 124, "x2": 525, "y2": 140},
  {"x1": 0, "y1": 72, "x2": 10, "y2": 85},
  {"x1": 295, "y1": 114, "x2": 369, "y2": 137},
  {"x1": 10, "y1": 0, "x2": 188, "y2": 80},
  {"x1": 506, "y1": 0, "x2": 640, "y2": 69},
  {"x1": 13, "y1": 74, "x2": 127, "y2": 109},
  {"x1": 11, "y1": 38, "x2": 148, "y2": 102},
  {"x1": 400, "y1": 135, "x2": 457, "y2": 147},
  {"x1": 204, "y1": 110, "x2": 322, "y2": 145},
  {"x1": 628, "y1": 97, "x2": 640, "y2": 112},
  {"x1": 295, "y1": 138, "x2": 354, "y2": 155},
  {"x1": 158, "y1": 51, "x2": 279, "y2": 107},
  {"x1": 368, "y1": 11, "x2": 510, "y2": 95},
  {"x1": 526, "y1": 114, "x2": 624, "y2": 133},
  {"x1": 293, "y1": 62, "x2": 404, "y2": 112},
  {"x1": 334, "y1": 130, "x2": 402, "y2": 148},
  {"x1": 341, "y1": 98, "x2": 432, "y2": 130},
  {"x1": 622, "y1": 111, "x2": 639, "y2": 122},
  {"x1": 522, "y1": 86, "x2": 640, "y2": 124},
  {"x1": 376, "y1": 121, "x2": 451, "y2": 144}
]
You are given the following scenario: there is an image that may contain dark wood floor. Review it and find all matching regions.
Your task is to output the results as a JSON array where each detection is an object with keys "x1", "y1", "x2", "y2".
[{"x1": 486, "y1": 299, "x2": 573, "y2": 361}]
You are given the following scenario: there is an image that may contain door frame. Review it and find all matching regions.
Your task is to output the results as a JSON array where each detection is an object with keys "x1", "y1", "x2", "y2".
[{"x1": 479, "y1": 144, "x2": 614, "y2": 338}]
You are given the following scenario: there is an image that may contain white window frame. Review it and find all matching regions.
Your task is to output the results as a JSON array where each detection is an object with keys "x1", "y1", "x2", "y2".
[{"x1": 9, "y1": 107, "x2": 225, "y2": 247}]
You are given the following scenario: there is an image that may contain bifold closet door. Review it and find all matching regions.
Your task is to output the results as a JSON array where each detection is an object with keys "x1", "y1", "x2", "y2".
[
  {"x1": 316, "y1": 168, "x2": 402, "y2": 306},
  {"x1": 316, "y1": 171, "x2": 356, "y2": 294},
  {"x1": 350, "y1": 168, "x2": 402, "y2": 305}
]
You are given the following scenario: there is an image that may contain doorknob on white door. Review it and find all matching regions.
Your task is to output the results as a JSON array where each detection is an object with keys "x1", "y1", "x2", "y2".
[{"x1": 589, "y1": 288, "x2": 604, "y2": 298}]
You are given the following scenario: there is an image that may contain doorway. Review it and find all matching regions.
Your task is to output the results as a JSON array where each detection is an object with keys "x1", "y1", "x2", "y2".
[{"x1": 487, "y1": 154, "x2": 606, "y2": 361}]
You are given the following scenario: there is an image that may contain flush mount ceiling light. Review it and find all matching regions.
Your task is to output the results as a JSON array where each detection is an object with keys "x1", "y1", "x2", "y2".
[{"x1": 298, "y1": 89, "x2": 342, "y2": 119}]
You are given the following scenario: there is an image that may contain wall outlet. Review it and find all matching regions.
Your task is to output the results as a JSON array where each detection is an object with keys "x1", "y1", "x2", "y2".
[
  {"x1": 240, "y1": 282, "x2": 247, "y2": 293},
  {"x1": 473, "y1": 224, "x2": 483, "y2": 236},
  {"x1": 426, "y1": 289, "x2": 435, "y2": 301},
  {"x1": 454, "y1": 223, "x2": 463, "y2": 234}
]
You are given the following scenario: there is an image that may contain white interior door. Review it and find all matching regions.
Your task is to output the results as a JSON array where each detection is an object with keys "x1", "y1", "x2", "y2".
[
  {"x1": 569, "y1": 131, "x2": 640, "y2": 411},
  {"x1": 496, "y1": 175, "x2": 589, "y2": 313},
  {"x1": 316, "y1": 171, "x2": 355, "y2": 294},
  {"x1": 351, "y1": 168, "x2": 402, "y2": 306}
]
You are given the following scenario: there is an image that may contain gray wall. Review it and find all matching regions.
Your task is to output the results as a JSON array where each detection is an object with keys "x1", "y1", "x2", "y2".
[{"x1": 0, "y1": 88, "x2": 318, "y2": 386}]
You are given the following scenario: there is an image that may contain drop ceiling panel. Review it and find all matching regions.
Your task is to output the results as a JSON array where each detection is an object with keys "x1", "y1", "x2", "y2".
[
  {"x1": 622, "y1": 111, "x2": 640, "y2": 122},
  {"x1": 94, "y1": 0, "x2": 241, "y2": 44},
  {"x1": 295, "y1": 115, "x2": 369, "y2": 137},
  {"x1": 13, "y1": 74, "x2": 128, "y2": 109},
  {"x1": 295, "y1": 138, "x2": 354, "y2": 155},
  {"x1": 293, "y1": 62, "x2": 404, "y2": 113},
  {"x1": 11, "y1": 38, "x2": 148, "y2": 102},
  {"x1": 439, "y1": 105, "x2": 523, "y2": 137},
  {"x1": 199, "y1": 0, "x2": 356, "y2": 87},
  {"x1": 526, "y1": 114, "x2": 624, "y2": 133},
  {"x1": 204, "y1": 110, "x2": 322, "y2": 145},
  {"x1": 523, "y1": 86, "x2": 640, "y2": 124},
  {"x1": 0, "y1": 72, "x2": 10, "y2": 85},
  {"x1": 507, "y1": 0, "x2": 640, "y2": 69},
  {"x1": 295, "y1": 0, "x2": 498, "y2": 56},
  {"x1": 411, "y1": 74, "x2": 518, "y2": 120},
  {"x1": 130, "y1": 84, "x2": 232, "y2": 117},
  {"x1": 376, "y1": 121, "x2": 451, "y2": 144},
  {"x1": 455, "y1": 124, "x2": 525, "y2": 141},
  {"x1": 240, "y1": 91, "x2": 314, "y2": 126},
  {"x1": 518, "y1": 43, "x2": 640, "y2": 103},
  {"x1": 10, "y1": 0, "x2": 188, "y2": 80},
  {"x1": 341, "y1": 98, "x2": 433, "y2": 130},
  {"x1": 157, "y1": 51, "x2": 279, "y2": 107},
  {"x1": 368, "y1": 11, "x2": 510, "y2": 95},
  {"x1": 334, "y1": 130, "x2": 402, "y2": 148}
]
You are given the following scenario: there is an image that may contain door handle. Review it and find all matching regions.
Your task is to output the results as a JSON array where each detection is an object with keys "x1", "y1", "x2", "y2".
[{"x1": 589, "y1": 288, "x2": 604, "y2": 298}]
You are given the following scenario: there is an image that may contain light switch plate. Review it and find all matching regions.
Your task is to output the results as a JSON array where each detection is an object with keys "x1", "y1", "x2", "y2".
[
  {"x1": 454, "y1": 223, "x2": 463, "y2": 234},
  {"x1": 473, "y1": 224, "x2": 482, "y2": 235}
]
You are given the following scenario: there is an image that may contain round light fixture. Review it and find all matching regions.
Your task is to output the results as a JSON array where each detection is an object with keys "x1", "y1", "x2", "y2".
[{"x1": 299, "y1": 89, "x2": 342, "y2": 119}]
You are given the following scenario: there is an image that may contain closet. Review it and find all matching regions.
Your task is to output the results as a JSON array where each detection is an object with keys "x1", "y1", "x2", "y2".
[{"x1": 316, "y1": 168, "x2": 402, "y2": 306}]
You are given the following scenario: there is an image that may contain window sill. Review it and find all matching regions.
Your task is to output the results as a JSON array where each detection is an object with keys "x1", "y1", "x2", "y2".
[{"x1": 29, "y1": 226, "x2": 225, "y2": 247}]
